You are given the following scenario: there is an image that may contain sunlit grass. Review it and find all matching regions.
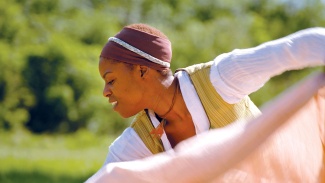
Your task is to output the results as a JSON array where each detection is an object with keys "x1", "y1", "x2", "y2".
[{"x1": 0, "y1": 129, "x2": 115, "y2": 183}]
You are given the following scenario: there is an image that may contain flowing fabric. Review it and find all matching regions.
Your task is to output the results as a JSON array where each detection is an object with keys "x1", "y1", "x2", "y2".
[
  {"x1": 212, "y1": 74, "x2": 325, "y2": 182},
  {"x1": 86, "y1": 72, "x2": 325, "y2": 183}
]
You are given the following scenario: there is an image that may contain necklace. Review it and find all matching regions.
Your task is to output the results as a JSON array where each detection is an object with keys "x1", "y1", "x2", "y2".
[
  {"x1": 160, "y1": 79, "x2": 179, "y2": 118},
  {"x1": 150, "y1": 79, "x2": 179, "y2": 139}
]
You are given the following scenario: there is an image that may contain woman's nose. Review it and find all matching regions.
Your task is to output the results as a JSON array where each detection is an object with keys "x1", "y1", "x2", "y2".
[{"x1": 103, "y1": 86, "x2": 112, "y2": 98}]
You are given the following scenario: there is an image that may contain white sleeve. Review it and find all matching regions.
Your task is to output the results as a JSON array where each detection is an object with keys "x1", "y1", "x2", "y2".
[
  {"x1": 103, "y1": 127, "x2": 152, "y2": 165},
  {"x1": 210, "y1": 27, "x2": 325, "y2": 104}
]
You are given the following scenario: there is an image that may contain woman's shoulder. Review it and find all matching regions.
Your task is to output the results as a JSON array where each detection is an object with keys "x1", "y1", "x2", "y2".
[
  {"x1": 176, "y1": 61, "x2": 214, "y2": 75},
  {"x1": 105, "y1": 127, "x2": 152, "y2": 164}
]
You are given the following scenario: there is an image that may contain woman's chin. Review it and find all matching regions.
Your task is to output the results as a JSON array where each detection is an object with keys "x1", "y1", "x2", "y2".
[
  {"x1": 118, "y1": 112, "x2": 133, "y2": 118},
  {"x1": 117, "y1": 109, "x2": 140, "y2": 118}
]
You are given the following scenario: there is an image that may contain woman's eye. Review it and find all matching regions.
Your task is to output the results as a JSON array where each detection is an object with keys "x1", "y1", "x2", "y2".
[{"x1": 107, "y1": 79, "x2": 115, "y2": 85}]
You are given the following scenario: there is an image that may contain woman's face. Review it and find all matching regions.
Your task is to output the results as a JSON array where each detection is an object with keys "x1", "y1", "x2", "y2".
[{"x1": 99, "y1": 58, "x2": 145, "y2": 118}]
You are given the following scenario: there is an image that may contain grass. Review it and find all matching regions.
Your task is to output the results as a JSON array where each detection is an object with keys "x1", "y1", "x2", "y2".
[{"x1": 0, "y1": 129, "x2": 115, "y2": 183}]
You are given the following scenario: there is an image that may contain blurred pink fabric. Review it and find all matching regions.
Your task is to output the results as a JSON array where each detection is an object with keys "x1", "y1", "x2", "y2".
[
  {"x1": 213, "y1": 84, "x2": 325, "y2": 182},
  {"x1": 86, "y1": 72, "x2": 325, "y2": 183}
]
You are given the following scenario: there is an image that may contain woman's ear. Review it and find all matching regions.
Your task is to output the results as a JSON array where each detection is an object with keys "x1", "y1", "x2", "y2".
[{"x1": 139, "y1": 65, "x2": 150, "y2": 78}]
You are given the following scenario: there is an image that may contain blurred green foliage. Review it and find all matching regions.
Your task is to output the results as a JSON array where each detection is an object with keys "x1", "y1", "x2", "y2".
[
  {"x1": 0, "y1": 0, "x2": 324, "y2": 135},
  {"x1": 0, "y1": 129, "x2": 109, "y2": 183}
]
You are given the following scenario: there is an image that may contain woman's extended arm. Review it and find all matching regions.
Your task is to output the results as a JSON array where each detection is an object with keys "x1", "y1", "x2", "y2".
[{"x1": 211, "y1": 27, "x2": 325, "y2": 103}]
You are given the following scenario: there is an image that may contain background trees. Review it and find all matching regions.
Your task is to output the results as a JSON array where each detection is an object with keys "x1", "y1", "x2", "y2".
[{"x1": 1, "y1": 0, "x2": 324, "y2": 135}]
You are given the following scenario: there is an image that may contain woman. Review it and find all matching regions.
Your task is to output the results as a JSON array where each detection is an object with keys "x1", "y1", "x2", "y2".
[
  {"x1": 99, "y1": 23, "x2": 325, "y2": 164},
  {"x1": 87, "y1": 71, "x2": 325, "y2": 183}
]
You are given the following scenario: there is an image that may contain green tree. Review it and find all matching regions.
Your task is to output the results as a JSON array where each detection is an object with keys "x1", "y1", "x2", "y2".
[{"x1": 0, "y1": 0, "x2": 324, "y2": 135}]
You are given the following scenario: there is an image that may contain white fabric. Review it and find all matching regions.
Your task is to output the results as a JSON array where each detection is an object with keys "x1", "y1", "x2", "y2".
[
  {"x1": 103, "y1": 128, "x2": 151, "y2": 164},
  {"x1": 103, "y1": 27, "x2": 325, "y2": 165}
]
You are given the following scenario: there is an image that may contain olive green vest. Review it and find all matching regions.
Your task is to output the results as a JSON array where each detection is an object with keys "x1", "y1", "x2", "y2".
[{"x1": 130, "y1": 61, "x2": 261, "y2": 154}]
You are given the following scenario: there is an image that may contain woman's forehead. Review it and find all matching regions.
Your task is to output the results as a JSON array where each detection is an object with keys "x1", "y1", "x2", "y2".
[{"x1": 99, "y1": 58, "x2": 130, "y2": 78}]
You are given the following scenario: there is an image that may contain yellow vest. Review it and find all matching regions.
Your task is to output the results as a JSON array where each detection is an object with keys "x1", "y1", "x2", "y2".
[{"x1": 131, "y1": 61, "x2": 261, "y2": 154}]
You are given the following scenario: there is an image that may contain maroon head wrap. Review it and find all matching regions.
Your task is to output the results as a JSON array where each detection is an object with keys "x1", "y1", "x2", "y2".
[{"x1": 100, "y1": 27, "x2": 172, "y2": 70}]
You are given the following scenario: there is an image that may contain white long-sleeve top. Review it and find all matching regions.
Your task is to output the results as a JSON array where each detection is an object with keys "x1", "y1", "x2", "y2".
[{"x1": 102, "y1": 27, "x2": 325, "y2": 165}]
